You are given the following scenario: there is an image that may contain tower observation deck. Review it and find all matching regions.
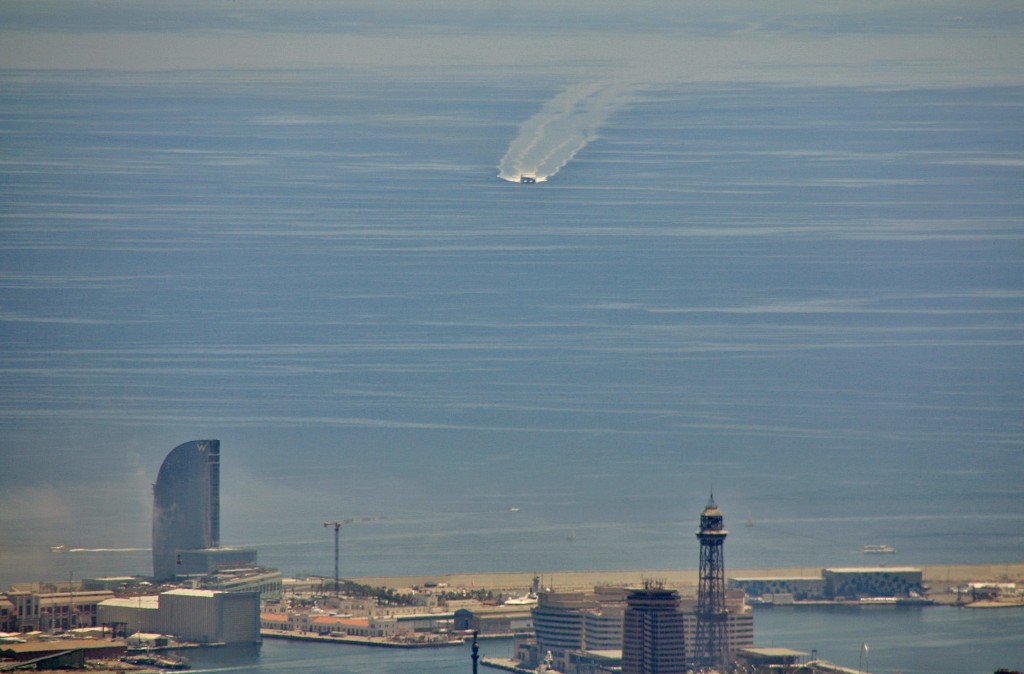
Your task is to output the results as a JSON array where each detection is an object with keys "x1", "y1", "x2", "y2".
[{"x1": 693, "y1": 493, "x2": 729, "y2": 669}]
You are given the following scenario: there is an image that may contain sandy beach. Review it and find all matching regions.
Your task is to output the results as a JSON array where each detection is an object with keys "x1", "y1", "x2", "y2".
[{"x1": 351, "y1": 562, "x2": 1024, "y2": 594}]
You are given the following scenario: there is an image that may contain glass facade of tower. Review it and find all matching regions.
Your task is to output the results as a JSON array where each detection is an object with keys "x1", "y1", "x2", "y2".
[{"x1": 152, "y1": 440, "x2": 221, "y2": 580}]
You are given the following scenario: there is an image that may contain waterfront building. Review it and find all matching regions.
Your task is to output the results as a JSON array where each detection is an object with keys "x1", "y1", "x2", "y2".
[
  {"x1": 508, "y1": 499, "x2": 753, "y2": 673},
  {"x1": 729, "y1": 568, "x2": 925, "y2": 602},
  {"x1": 96, "y1": 595, "x2": 161, "y2": 635},
  {"x1": 152, "y1": 440, "x2": 221, "y2": 580},
  {"x1": 529, "y1": 588, "x2": 629, "y2": 672},
  {"x1": 0, "y1": 640, "x2": 128, "y2": 666},
  {"x1": 621, "y1": 584, "x2": 687, "y2": 674},
  {"x1": 727, "y1": 576, "x2": 825, "y2": 601},
  {"x1": 0, "y1": 595, "x2": 16, "y2": 632},
  {"x1": 532, "y1": 591, "x2": 594, "y2": 653},
  {"x1": 822, "y1": 567, "x2": 924, "y2": 599},
  {"x1": 98, "y1": 589, "x2": 260, "y2": 644},
  {"x1": 152, "y1": 440, "x2": 257, "y2": 581},
  {"x1": 157, "y1": 588, "x2": 260, "y2": 644},
  {"x1": 286, "y1": 613, "x2": 398, "y2": 638},
  {"x1": 198, "y1": 566, "x2": 283, "y2": 600},
  {"x1": 735, "y1": 647, "x2": 808, "y2": 668},
  {"x1": 5, "y1": 582, "x2": 113, "y2": 632},
  {"x1": 583, "y1": 603, "x2": 625, "y2": 651},
  {"x1": 81, "y1": 576, "x2": 149, "y2": 593},
  {"x1": 453, "y1": 605, "x2": 534, "y2": 636}
]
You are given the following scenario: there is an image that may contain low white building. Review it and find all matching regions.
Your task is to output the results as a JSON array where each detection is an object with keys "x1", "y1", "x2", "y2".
[{"x1": 287, "y1": 612, "x2": 398, "y2": 638}]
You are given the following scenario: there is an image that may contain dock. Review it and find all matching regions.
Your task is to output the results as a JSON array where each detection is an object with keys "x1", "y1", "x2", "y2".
[
  {"x1": 480, "y1": 657, "x2": 535, "y2": 673},
  {"x1": 260, "y1": 629, "x2": 464, "y2": 648}
]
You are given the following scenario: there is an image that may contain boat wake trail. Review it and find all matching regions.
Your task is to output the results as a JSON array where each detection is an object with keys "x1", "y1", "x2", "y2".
[
  {"x1": 69, "y1": 547, "x2": 150, "y2": 553},
  {"x1": 497, "y1": 81, "x2": 635, "y2": 184}
]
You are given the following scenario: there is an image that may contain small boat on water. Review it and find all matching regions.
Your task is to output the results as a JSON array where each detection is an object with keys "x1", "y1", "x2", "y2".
[
  {"x1": 862, "y1": 544, "x2": 896, "y2": 554},
  {"x1": 49, "y1": 545, "x2": 67, "y2": 553}
]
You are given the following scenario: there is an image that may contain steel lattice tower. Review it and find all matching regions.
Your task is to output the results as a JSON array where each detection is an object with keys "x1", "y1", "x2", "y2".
[{"x1": 693, "y1": 493, "x2": 729, "y2": 669}]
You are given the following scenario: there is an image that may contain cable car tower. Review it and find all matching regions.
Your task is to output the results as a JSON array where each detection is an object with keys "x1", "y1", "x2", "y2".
[{"x1": 693, "y1": 493, "x2": 729, "y2": 669}]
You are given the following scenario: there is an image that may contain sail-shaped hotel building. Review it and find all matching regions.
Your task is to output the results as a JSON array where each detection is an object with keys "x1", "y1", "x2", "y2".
[{"x1": 152, "y1": 440, "x2": 255, "y2": 580}]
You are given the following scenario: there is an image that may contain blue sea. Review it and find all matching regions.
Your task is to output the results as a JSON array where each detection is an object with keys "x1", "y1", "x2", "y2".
[{"x1": 2, "y1": 2, "x2": 1023, "y2": 672}]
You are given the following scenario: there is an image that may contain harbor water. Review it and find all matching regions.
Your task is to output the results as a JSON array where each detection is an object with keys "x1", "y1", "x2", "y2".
[{"x1": 176, "y1": 606, "x2": 1024, "y2": 674}]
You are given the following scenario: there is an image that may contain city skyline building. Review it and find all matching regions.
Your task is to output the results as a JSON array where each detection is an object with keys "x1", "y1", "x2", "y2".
[
  {"x1": 528, "y1": 587, "x2": 629, "y2": 672},
  {"x1": 622, "y1": 583, "x2": 687, "y2": 674},
  {"x1": 693, "y1": 492, "x2": 730, "y2": 669},
  {"x1": 152, "y1": 440, "x2": 222, "y2": 580}
]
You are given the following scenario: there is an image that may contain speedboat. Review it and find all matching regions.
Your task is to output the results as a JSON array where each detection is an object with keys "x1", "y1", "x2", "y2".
[{"x1": 862, "y1": 544, "x2": 896, "y2": 554}]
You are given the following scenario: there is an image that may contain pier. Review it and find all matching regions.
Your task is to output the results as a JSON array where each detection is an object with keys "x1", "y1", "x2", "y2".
[{"x1": 260, "y1": 629, "x2": 464, "y2": 649}]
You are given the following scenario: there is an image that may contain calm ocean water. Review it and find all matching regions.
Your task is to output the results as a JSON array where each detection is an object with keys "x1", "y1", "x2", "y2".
[
  {"x1": 2, "y1": 4, "x2": 1023, "y2": 671},
  {"x1": 2, "y1": 72, "x2": 1021, "y2": 580}
]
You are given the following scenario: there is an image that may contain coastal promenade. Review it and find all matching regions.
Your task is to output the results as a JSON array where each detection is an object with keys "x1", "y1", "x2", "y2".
[{"x1": 350, "y1": 562, "x2": 1024, "y2": 594}]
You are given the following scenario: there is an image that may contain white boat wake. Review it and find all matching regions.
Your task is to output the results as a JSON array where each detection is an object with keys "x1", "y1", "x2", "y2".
[
  {"x1": 68, "y1": 547, "x2": 151, "y2": 553},
  {"x1": 497, "y1": 81, "x2": 636, "y2": 183}
]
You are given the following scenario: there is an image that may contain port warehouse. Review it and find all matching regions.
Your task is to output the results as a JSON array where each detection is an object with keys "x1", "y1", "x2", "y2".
[
  {"x1": 452, "y1": 606, "x2": 534, "y2": 635},
  {"x1": 97, "y1": 589, "x2": 260, "y2": 644},
  {"x1": 0, "y1": 639, "x2": 130, "y2": 665},
  {"x1": 728, "y1": 567, "x2": 925, "y2": 600}
]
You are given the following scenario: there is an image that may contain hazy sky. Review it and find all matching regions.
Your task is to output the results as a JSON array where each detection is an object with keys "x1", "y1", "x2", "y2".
[{"x1": 2, "y1": 1, "x2": 1023, "y2": 85}]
